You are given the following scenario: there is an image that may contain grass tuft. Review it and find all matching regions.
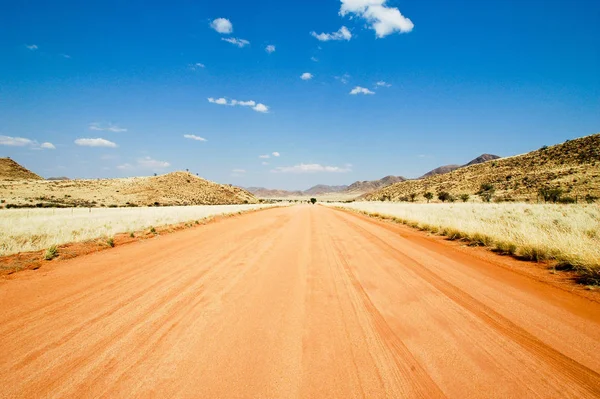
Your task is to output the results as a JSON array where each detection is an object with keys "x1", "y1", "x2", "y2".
[{"x1": 44, "y1": 245, "x2": 58, "y2": 260}]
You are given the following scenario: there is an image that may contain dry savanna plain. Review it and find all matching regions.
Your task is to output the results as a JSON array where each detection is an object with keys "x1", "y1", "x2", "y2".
[{"x1": 1, "y1": 134, "x2": 600, "y2": 398}]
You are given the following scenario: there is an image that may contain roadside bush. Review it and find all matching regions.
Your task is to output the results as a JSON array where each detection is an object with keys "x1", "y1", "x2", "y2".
[
  {"x1": 437, "y1": 191, "x2": 452, "y2": 203},
  {"x1": 459, "y1": 194, "x2": 470, "y2": 202},
  {"x1": 106, "y1": 237, "x2": 115, "y2": 247},
  {"x1": 423, "y1": 192, "x2": 434, "y2": 203},
  {"x1": 44, "y1": 245, "x2": 58, "y2": 260},
  {"x1": 538, "y1": 186, "x2": 563, "y2": 203},
  {"x1": 477, "y1": 183, "x2": 495, "y2": 203}
]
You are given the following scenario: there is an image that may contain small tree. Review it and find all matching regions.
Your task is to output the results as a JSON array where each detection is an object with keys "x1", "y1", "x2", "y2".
[
  {"x1": 459, "y1": 193, "x2": 470, "y2": 202},
  {"x1": 409, "y1": 193, "x2": 417, "y2": 202},
  {"x1": 538, "y1": 186, "x2": 563, "y2": 203},
  {"x1": 310, "y1": 198, "x2": 317, "y2": 204},
  {"x1": 477, "y1": 183, "x2": 495, "y2": 202},
  {"x1": 424, "y1": 192, "x2": 434, "y2": 203},
  {"x1": 437, "y1": 191, "x2": 451, "y2": 203}
]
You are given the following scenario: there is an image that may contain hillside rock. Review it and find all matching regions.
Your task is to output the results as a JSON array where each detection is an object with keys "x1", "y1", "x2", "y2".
[{"x1": 0, "y1": 158, "x2": 42, "y2": 180}]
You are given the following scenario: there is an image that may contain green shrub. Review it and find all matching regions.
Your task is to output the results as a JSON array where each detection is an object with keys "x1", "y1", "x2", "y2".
[{"x1": 44, "y1": 245, "x2": 58, "y2": 260}]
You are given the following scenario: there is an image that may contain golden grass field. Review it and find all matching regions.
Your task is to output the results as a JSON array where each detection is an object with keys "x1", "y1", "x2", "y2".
[
  {"x1": 0, "y1": 204, "x2": 276, "y2": 257},
  {"x1": 328, "y1": 202, "x2": 600, "y2": 284}
]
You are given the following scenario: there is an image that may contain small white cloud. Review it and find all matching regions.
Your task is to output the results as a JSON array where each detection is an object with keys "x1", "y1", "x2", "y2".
[
  {"x1": 0, "y1": 135, "x2": 35, "y2": 146},
  {"x1": 311, "y1": 56, "x2": 319, "y2": 62},
  {"x1": 272, "y1": 152, "x2": 280, "y2": 157},
  {"x1": 272, "y1": 163, "x2": 352, "y2": 174},
  {"x1": 261, "y1": 161, "x2": 269, "y2": 165},
  {"x1": 339, "y1": 0, "x2": 414, "y2": 38},
  {"x1": 25, "y1": 44, "x2": 38, "y2": 50},
  {"x1": 209, "y1": 98, "x2": 269, "y2": 113},
  {"x1": 74, "y1": 138, "x2": 118, "y2": 148},
  {"x1": 138, "y1": 156, "x2": 170, "y2": 169},
  {"x1": 232, "y1": 168, "x2": 246, "y2": 173},
  {"x1": 335, "y1": 73, "x2": 351, "y2": 84},
  {"x1": 0, "y1": 135, "x2": 55, "y2": 150},
  {"x1": 310, "y1": 26, "x2": 352, "y2": 41},
  {"x1": 61, "y1": 54, "x2": 71, "y2": 59},
  {"x1": 265, "y1": 45, "x2": 276, "y2": 53},
  {"x1": 222, "y1": 37, "x2": 250, "y2": 48},
  {"x1": 183, "y1": 134, "x2": 207, "y2": 142},
  {"x1": 253, "y1": 103, "x2": 269, "y2": 113},
  {"x1": 376, "y1": 80, "x2": 391, "y2": 87},
  {"x1": 118, "y1": 156, "x2": 170, "y2": 170},
  {"x1": 301, "y1": 72, "x2": 313, "y2": 80},
  {"x1": 350, "y1": 86, "x2": 375, "y2": 95},
  {"x1": 210, "y1": 18, "x2": 233, "y2": 34},
  {"x1": 189, "y1": 63, "x2": 205, "y2": 71},
  {"x1": 88, "y1": 123, "x2": 127, "y2": 133},
  {"x1": 259, "y1": 154, "x2": 270, "y2": 159}
]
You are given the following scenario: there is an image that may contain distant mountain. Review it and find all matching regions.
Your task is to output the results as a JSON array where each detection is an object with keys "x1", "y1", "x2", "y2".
[
  {"x1": 419, "y1": 154, "x2": 501, "y2": 179},
  {"x1": 346, "y1": 175, "x2": 406, "y2": 193},
  {"x1": 246, "y1": 187, "x2": 303, "y2": 198},
  {"x1": 47, "y1": 176, "x2": 70, "y2": 181},
  {"x1": 419, "y1": 165, "x2": 461, "y2": 179},
  {"x1": 303, "y1": 184, "x2": 348, "y2": 196},
  {"x1": 464, "y1": 154, "x2": 500, "y2": 167}
]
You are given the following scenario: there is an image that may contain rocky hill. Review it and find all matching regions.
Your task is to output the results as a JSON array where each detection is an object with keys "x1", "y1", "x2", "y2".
[
  {"x1": 366, "y1": 133, "x2": 600, "y2": 202},
  {"x1": 418, "y1": 154, "x2": 501, "y2": 179},
  {"x1": 0, "y1": 158, "x2": 42, "y2": 180},
  {"x1": 303, "y1": 184, "x2": 348, "y2": 196},
  {"x1": 346, "y1": 175, "x2": 405, "y2": 193},
  {"x1": 0, "y1": 167, "x2": 257, "y2": 207}
]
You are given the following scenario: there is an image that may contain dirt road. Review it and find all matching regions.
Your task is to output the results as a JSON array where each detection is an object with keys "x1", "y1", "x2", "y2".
[{"x1": 1, "y1": 205, "x2": 599, "y2": 398}]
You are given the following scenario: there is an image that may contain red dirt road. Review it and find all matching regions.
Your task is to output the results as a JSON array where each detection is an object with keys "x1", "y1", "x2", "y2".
[{"x1": 1, "y1": 205, "x2": 600, "y2": 398}]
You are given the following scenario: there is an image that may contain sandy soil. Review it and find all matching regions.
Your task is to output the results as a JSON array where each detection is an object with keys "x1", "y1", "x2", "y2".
[{"x1": 1, "y1": 205, "x2": 599, "y2": 398}]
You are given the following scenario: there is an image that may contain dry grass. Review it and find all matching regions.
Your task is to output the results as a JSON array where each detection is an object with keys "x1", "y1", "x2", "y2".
[
  {"x1": 327, "y1": 202, "x2": 600, "y2": 284},
  {"x1": 0, "y1": 204, "x2": 276, "y2": 257}
]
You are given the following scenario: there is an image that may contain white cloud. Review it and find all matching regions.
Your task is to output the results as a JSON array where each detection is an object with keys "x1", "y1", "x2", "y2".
[
  {"x1": 222, "y1": 37, "x2": 250, "y2": 48},
  {"x1": 183, "y1": 134, "x2": 207, "y2": 142},
  {"x1": 210, "y1": 18, "x2": 233, "y2": 34},
  {"x1": 265, "y1": 45, "x2": 276, "y2": 53},
  {"x1": 25, "y1": 44, "x2": 38, "y2": 50},
  {"x1": 259, "y1": 154, "x2": 270, "y2": 159},
  {"x1": 335, "y1": 73, "x2": 351, "y2": 84},
  {"x1": 61, "y1": 54, "x2": 71, "y2": 59},
  {"x1": 189, "y1": 63, "x2": 205, "y2": 70},
  {"x1": 376, "y1": 80, "x2": 391, "y2": 87},
  {"x1": 138, "y1": 156, "x2": 170, "y2": 169},
  {"x1": 340, "y1": 0, "x2": 414, "y2": 38},
  {"x1": 300, "y1": 72, "x2": 313, "y2": 80},
  {"x1": 311, "y1": 56, "x2": 319, "y2": 62},
  {"x1": 0, "y1": 135, "x2": 54, "y2": 150},
  {"x1": 350, "y1": 86, "x2": 375, "y2": 95},
  {"x1": 74, "y1": 138, "x2": 118, "y2": 148},
  {"x1": 209, "y1": 97, "x2": 269, "y2": 113},
  {"x1": 88, "y1": 123, "x2": 127, "y2": 133},
  {"x1": 0, "y1": 135, "x2": 35, "y2": 146},
  {"x1": 272, "y1": 163, "x2": 352, "y2": 174},
  {"x1": 310, "y1": 26, "x2": 352, "y2": 42},
  {"x1": 272, "y1": 152, "x2": 280, "y2": 157},
  {"x1": 253, "y1": 103, "x2": 269, "y2": 113},
  {"x1": 261, "y1": 161, "x2": 269, "y2": 165},
  {"x1": 118, "y1": 156, "x2": 170, "y2": 170}
]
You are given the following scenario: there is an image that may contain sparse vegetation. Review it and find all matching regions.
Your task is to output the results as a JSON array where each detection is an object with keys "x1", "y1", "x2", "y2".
[
  {"x1": 44, "y1": 245, "x2": 58, "y2": 260},
  {"x1": 310, "y1": 198, "x2": 317, "y2": 204},
  {"x1": 106, "y1": 237, "x2": 115, "y2": 247},
  {"x1": 477, "y1": 183, "x2": 495, "y2": 203},
  {"x1": 459, "y1": 193, "x2": 470, "y2": 202},
  {"x1": 437, "y1": 191, "x2": 452, "y2": 203},
  {"x1": 328, "y1": 202, "x2": 600, "y2": 284},
  {"x1": 423, "y1": 192, "x2": 434, "y2": 203}
]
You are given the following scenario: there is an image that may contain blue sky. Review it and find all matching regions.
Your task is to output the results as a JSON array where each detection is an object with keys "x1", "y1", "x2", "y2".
[{"x1": 2, "y1": 0, "x2": 599, "y2": 190}]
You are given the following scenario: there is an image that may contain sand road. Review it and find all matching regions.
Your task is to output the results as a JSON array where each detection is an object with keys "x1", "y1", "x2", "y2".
[{"x1": 1, "y1": 205, "x2": 599, "y2": 398}]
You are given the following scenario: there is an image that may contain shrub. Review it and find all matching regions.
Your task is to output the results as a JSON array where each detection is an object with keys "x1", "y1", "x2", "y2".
[
  {"x1": 409, "y1": 193, "x2": 417, "y2": 202},
  {"x1": 150, "y1": 227, "x2": 156, "y2": 234},
  {"x1": 558, "y1": 196, "x2": 576, "y2": 204},
  {"x1": 310, "y1": 198, "x2": 317, "y2": 204},
  {"x1": 107, "y1": 237, "x2": 115, "y2": 247},
  {"x1": 585, "y1": 194, "x2": 598, "y2": 204},
  {"x1": 477, "y1": 183, "x2": 495, "y2": 202},
  {"x1": 437, "y1": 191, "x2": 451, "y2": 203},
  {"x1": 44, "y1": 245, "x2": 58, "y2": 260},
  {"x1": 129, "y1": 232, "x2": 135, "y2": 238},
  {"x1": 423, "y1": 192, "x2": 434, "y2": 203},
  {"x1": 459, "y1": 194, "x2": 470, "y2": 202},
  {"x1": 538, "y1": 186, "x2": 563, "y2": 203}
]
